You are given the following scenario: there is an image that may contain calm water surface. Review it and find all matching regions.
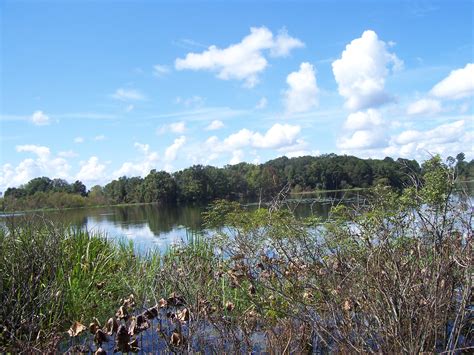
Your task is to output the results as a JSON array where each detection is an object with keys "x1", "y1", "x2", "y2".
[
  {"x1": 1, "y1": 191, "x2": 364, "y2": 252},
  {"x1": 4, "y1": 184, "x2": 471, "y2": 252}
]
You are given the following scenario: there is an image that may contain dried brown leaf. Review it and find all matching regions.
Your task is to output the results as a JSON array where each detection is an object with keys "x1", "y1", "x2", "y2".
[
  {"x1": 122, "y1": 294, "x2": 136, "y2": 308},
  {"x1": 89, "y1": 322, "x2": 100, "y2": 335},
  {"x1": 177, "y1": 308, "x2": 190, "y2": 323},
  {"x1": 116, "y1": 305, "x2": 128, "y2": 320},
  {"x1": 170, "y1": 331, "x2": 184, "y2": 347},
  {"x1": 67, "y1": 321, "x2": 87, "y2": 337},
  {"x1": 104, "y1": 317, "x2": 119, "y2": 335},
  {"x1": 128, "y1": 315, "x2": 150, "y2": 336},
  {"x1": 158, "y1": 298, "x2": 168, "y2": 308}
]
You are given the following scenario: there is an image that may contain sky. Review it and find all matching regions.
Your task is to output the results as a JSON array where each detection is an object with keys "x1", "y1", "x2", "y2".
[{"x1": 1, "y1": 0, "x2": 473, "y2": 192}]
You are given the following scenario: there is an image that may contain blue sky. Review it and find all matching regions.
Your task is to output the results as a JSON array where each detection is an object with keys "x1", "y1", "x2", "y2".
[{"x1": 1, "y1": 0, "x2": 473, "y2": 191}]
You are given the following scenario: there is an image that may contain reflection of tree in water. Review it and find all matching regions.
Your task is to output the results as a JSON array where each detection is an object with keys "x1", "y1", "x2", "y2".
[
  {"x1": 2, "y1": 209, "x2": 90, "y2": 232},
  {"x1": 45, "y1": 209, "x2": 90, "y2": 230},
  {"x1": 144, "y1": 204, "x2": 204, "y2": 235},
  {"x1": 84, "y1": 204, "x2": 206, "y2": 236},
  {"x1": 3, "y1": 192, "x2": 368, "y2": 240}
]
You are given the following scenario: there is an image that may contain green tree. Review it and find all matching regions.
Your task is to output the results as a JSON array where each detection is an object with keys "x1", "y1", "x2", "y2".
[
  {"x1": 142, "y1": 170, "x2": 176, "y2": 203},
  {"x1": 71, "y1": 180, "x2": 87, "y2": 196},
  {"x1": 24, "y1": 177, "x2": 53, "y2": 195}
]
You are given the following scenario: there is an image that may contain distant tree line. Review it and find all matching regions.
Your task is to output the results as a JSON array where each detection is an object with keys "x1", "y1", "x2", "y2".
[{"x1": 2, "y1": 153, "x2": 473, "y2": 211}]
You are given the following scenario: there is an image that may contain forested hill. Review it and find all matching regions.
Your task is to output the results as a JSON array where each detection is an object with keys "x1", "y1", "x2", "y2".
[{"x1": 2, "y1": 153, "x2": 473, "y2": 211}]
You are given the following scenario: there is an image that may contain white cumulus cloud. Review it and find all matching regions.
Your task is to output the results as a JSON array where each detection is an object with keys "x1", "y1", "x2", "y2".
[
  {"x1": 30, "y1": 110, "x2": 51, "y2": 126},
  {"x1": 253, "y1": 123, "x2": 302, "y2": 149},
  {"x1": 222, "y1": 123, "x2": 301, "y2": 150},
  {"x1": 270, "y1": 28, "x2": 305, "y2": 57},
  {"x1": 205, "y1": 120, "x2": 224, "y2": 131},
  {"x1": 164, "y1": 136, "x2": 186, "y2": 162},
  {"x1": 385, "y1": 120, "x2": 473, "y2": 159},
  {"x1": 16, "y1": 144, "x2": 51, "y2": 158},
  {"x1": 197, "y1": 123, "x2": 303, "y2": 165},
  {"x1": 337, "y1": 129, "x2": 387, "y2": 150},
  {"x1": 229, "y1": 150, "x2": 245, "y2": 165},
  {"x1": 175, "y1": 27, "x2": 304, "y2": 87},
  {"x1": 338, "y1": 109, "x2": 387, "y2": 151},
  {"x1": 430, "y1": 63, "x2": 474, "y2": 100},
  {"x1": 332, "y1": 30, "x2": 403, "y2": 111},
  {"x1": 284, "y1": 62, "x2": 318, "y2": 114},
  {"x1": 0, "y1": 145, "x2": 71, "y2": 192},
  {"x1": 113, "y1": 143, "x2": 159, "y2": 177},
  {"x1": 58, "y1": 150, "x2": 78, "y2": 158},
  {"x1": 76, "y1": 157, "x2": 107, "y2": 184},
  {"x1": 406, "y1": 98, "x2": 442, "y2": 116},
  {"x1": 343, "y1": 109, "x2": 383, "y2": 130}
]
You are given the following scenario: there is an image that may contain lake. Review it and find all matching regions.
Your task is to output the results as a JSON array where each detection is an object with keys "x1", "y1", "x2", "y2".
[
  {"x1": 1, "y1": 190, "x2": 365, "y2": 253},
  {"x1": 3, "y1": 183, "x2": 471, "y2": 253}
]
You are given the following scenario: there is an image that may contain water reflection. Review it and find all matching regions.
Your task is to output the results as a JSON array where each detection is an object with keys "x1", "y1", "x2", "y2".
[
  {"x1": 2, "y1": 185, "x2": 473, "y2": 252},
  {"x1": 0, "y1": 190, "x2": 364, "y2": 252},
  {"x1": 43, "y1": 203, "x2": 206, "y2": 252}
]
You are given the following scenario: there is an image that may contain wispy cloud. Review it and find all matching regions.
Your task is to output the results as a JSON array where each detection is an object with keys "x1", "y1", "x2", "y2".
[
  {"x1": 175, "y1": 95, "x2": 205, "y2": 108},
  {"x1": 56, "y1": 112, "x2": 117, "y2": 120},
  {"x1": 153, "y1": 64, "x2": 171, "y2": 77},
  {"x1": 172, "y1": 38, "x2": 208, "y2": 50},
  {"x1": 110, "y1": 88, "x2": 146, "y2": 101},
  {"x1": 0, "y1": 112, "x2": 116, "y2": 122},
  {"x1": 146, "y1": 107, "x2": 248, "y2": 122},
  {"x1": 255, "y1": 97, "x2": 268, "y2": 110}
]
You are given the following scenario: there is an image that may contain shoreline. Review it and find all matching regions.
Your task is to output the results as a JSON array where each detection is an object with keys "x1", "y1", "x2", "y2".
[{"x1": 2, "y1": 181, "x2": 473, "y2": 215}]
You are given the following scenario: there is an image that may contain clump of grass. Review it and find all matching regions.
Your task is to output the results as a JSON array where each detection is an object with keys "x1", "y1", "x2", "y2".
[{"x1": 0, "y1": 215, "x2": 162, "y2": 352}]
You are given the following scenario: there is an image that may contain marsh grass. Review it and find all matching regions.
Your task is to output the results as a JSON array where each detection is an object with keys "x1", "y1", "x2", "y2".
[
  {"x1": 0, "y1": 215, "x2": 163, "y2": 352},
  {"x1": 0, "y1": 215, "x2": 250, "y2": 352},
  {"x1": 0, "y1": 157, "x2": 472, "y2": 353}
]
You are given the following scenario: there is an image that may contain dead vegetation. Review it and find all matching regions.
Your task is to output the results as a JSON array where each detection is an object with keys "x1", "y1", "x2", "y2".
[{"x1": 1, "y1": 157, "x2": 473, "y2": 353}]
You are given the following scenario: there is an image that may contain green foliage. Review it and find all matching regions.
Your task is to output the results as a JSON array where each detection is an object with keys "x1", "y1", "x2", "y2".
[
  {"x1": 141, "y1": 170, "x2": 176, "y2": 203},
  {"x1": 420, "y1": 155, "x2": 453, "y2": 205},
  {"x1": 3, "y1": 153, "x2": 473, "y2": 215},
  {"x1": 199, "y1": 156, "x2": 472, "y2": 352}
]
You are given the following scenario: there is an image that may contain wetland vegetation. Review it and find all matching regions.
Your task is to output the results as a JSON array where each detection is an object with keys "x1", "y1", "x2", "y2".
[{"x1": 0, "y1": 156, "x2": 472, "y2": 353}]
